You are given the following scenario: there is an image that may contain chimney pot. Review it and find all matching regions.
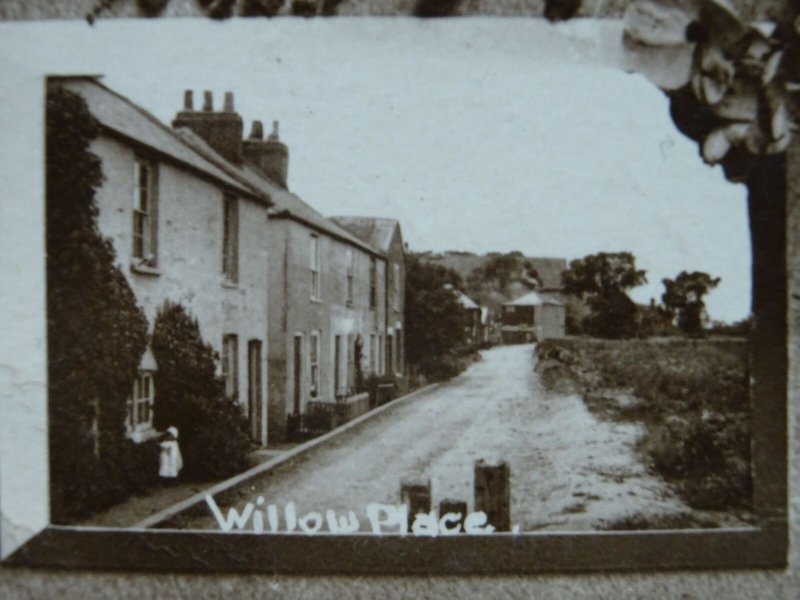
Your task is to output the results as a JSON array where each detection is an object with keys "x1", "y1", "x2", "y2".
[
  {"x1": 250, "y1": 120, "x2": 264, "y2": 140},
  {"x1": 223, "y1": 91, "x2": 234, "y2": 112},
  {"x1": 268, "y1": 120, "x2": 280, "y2": 141},
  {"x1": 184, "y1": 90, "x2": 193, "y2": 110},
  {"x1": 203, "y1": 90, "x2": 213, "y2": 111}
]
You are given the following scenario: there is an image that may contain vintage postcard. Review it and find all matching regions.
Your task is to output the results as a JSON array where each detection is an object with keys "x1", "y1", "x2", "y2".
[{"x1": 0, "y1": 0, "x2": 793, "y2": 574}]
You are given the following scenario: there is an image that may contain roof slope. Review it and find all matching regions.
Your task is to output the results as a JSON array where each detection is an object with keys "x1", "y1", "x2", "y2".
[
  {"x1": 329, "y1": 216, "x2": 400, "y2": 253},
  {"x1": 173, "y1": 128, "x2": 381, "y2": 257},
  {"x1": 57, "y1": 77, "x2": 263, "y2": 203},
  {"x1": 453, "y1": 289, "x2": 480, "y2": 310},
  {"x1": 528, "y1": 258, "x2": 568, "y2": 290},
  {"x1": 504, "y1": 291, "x2": 563, "y2": 307}
]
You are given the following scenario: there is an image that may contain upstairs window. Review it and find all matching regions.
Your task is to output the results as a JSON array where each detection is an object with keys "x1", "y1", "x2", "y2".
[
  {"x1": 222, "y1": 195, "x2": 239, "y2": 283},
  {"x1": 394, "y1": 263, "x2": 401, "y2": 310},
  {"x1": 369, "y1": 257, "x2": 377, "y2": 310},
  {"x1": 346, "y1": 249, "x2": 355, "y2": 306},
  {"x1": 222, "y1": 334, "x2": 239, "y2": 401},
  {"x1": 310, "y1": 234, "x2": 321, "y2": 300},
  {"x1": 133, "y1": 159, "x2": 158, "y2": 266}
]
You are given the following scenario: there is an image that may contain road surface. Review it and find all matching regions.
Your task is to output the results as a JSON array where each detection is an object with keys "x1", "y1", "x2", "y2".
[{"x1": 185, "y1": 344, "x2": 689, "y2": 531}]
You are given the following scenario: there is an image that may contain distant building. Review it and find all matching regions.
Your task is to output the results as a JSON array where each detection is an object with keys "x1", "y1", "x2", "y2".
[
  {"x1": 501, "y1": 291, "x2": 566, "y2": 343},
  {"x1": 443, "y1": 285, "x2": 486, "y2": 346},
  {"x1": 330, "y1": 216, "x2": 407, "y2": 389},
  {"x1": 456, "y1": 289, "x2": 482, "y2": 344}
]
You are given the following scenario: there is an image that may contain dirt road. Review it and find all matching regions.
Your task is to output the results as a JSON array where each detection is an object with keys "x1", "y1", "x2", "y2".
[{"x1": 185, "y1": 344, "x2": 689, "y2": 531}]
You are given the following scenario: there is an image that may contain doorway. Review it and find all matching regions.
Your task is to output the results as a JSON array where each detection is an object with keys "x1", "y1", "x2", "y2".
[
  {"x1": 293, "y1": 334, "x2": 303, "y2": 415},
  {"x1": 247, "y1": 340, "x2": 262, "y2": 444}
]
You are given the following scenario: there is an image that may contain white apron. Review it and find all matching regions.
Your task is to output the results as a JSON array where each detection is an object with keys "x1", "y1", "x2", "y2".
[{"x1": 159, "y1": 439, "x2": 183, "y2": 478}]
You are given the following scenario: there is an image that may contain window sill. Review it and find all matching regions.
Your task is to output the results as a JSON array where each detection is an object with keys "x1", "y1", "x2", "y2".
[
  {"x1": 310, "y1": 297, "x2": 322, "y2": 304},
  {"x1": 130, "y1": 263, "x2": 161, "y2": 277},
  {"x1": 221, "y1": 280, "x2": 239, "y2": 290},
  {"x1": 127, "y1": 426, "x2": 158, "y2": 444}
]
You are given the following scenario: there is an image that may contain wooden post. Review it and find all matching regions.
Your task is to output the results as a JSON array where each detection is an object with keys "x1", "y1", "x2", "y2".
[
  {"x1": 474, "y1": 460, "x2": 510, "y2": 532},
  {"x1": 439, "y1": 499, "x2": 468, "y2": 533},
  {"x1": 400, "y1": 478, "x2": 431, "y2": 530}
]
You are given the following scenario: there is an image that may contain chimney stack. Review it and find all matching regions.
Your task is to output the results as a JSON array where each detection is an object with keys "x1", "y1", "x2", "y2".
[
  {"x1": 173, "y1": 89, "x2": 243, "y2": 164},
  {"x1": 243, "y1": 119, "x2": 289, "y2": 189},
  {"x1": 249, "y1": 120, "x2": 264, "y2": 140}
]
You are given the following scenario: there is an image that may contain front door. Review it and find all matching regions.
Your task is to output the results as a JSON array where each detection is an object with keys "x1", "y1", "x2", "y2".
[
  {"x1": 386, "y1": 334, "x2": 394, "y2": 377},
  {"x1": 247, "y1": 340, "x2": 262, "y2": 443},
  {"x1": 334, "y1": 335, "x2": 342, "y2": 397},
  {"x1": 293, "y1": 335, "x2": 302, "y2": 415}
]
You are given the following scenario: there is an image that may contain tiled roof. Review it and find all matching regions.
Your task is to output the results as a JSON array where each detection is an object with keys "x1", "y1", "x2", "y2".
[
  {"x1": 56, "y1": 77, "x2": 264, "y2": 203},
  {"x1": 173, "y1": 129, "x2": 382, "y2": 258},
  {"x1": 528, "y1": 257, "x2": 568, "y2": 290},
  {"x1": 329, "y1": 216, "x2": 400, "y2": 254}
]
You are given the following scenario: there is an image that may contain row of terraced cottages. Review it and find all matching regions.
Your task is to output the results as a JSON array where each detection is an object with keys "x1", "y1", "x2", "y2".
[{"x1": 54, "y1": 76, "x2": 407, "y2": 446}]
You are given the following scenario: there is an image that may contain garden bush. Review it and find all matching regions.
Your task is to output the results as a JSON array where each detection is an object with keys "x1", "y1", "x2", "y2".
[{"x1": 151, "y1": 301, "x2": 250, "y2": 481}]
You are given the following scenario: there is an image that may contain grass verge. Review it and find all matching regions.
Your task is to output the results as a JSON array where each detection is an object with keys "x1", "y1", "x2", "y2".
[{"x1": 536, "y1": 337, "x2": 751, "y2": 512}]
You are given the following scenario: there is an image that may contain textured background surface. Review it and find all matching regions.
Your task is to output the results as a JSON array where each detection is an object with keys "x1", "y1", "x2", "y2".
[{"x1": 1, "y1": 1, "x2": 798, "y2": 597}]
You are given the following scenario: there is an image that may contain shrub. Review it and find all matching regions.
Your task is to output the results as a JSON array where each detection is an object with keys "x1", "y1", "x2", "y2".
[
  {"x1": 405, "y1": 256, "x2": 472, "y2": 382},
  {"x1": 46, "y1": 84, "x2": 150, "y2": 522},
  {"x1": 179, "y1": 395, "x2": 252, "y2": 480},
  {"x1": 120, "y1": 438, "x2": 162, "y2": 492},
  {"x1": 151, "y1": 302, "x2": 250, "y2": 481}
]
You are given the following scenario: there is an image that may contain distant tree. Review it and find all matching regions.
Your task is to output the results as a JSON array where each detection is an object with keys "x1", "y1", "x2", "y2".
[
  {"x1": 405, "y1": 256, "x2": 470, "y2": 381},
  {"x1": 661, "y1": 271, "x2": 721, "y2": 336},
  {"x1": 466, "y1": 252, "x2": 540, "y2": 295},
  {"x1": 637, "y1": 299, "x2": 679, "y2": 338},
  {"x1": 562, "y1": 252, "x2": 647, "y2": 338}
]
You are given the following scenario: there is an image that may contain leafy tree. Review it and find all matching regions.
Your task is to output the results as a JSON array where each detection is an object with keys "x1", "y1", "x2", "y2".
[
  {"x1": 466, "y1": 252, "x2": 540, "y2": 297},
  {"x1": 151, "y1": 301, "x2": 250, "y2": 480},
  {"x1": 562, "y1": 251, "x2": 647, "y2": 338},
  {"x1": 46, "y1": 84, "x2": 150, "y2": 521},
  {"x1": 405, "y1": 256, "x2": 471, "y2": 381},
  {"x1": 661, "y1": 271, "x2": 721, "y2": 336}
]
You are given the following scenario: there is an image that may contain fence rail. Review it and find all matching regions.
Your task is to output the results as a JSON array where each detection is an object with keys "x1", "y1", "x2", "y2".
[{"x1": 287, "y1": 392, "x2": 371, "y2": 441}]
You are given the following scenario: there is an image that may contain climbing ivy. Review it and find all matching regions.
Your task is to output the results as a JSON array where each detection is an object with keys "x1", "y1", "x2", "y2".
[{"x1": 46, "y1": 84, "x2": 151, "y2": 522}]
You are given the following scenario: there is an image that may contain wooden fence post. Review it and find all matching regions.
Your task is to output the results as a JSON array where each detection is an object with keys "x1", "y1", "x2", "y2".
[
  {"x1": 400, "y1": 478, "x2": 431, "y2": 530},
  {"x1": 439, "y1": 499, "x2": 468, "y2": 533},
  {"x1": 474, "y1": 459, "x2": 510, "y2": 532}
]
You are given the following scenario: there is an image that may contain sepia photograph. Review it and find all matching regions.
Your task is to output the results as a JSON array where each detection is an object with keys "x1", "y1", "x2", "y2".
[{"x1": 0, "y1": 0, "x2": 796, "y2": 587}]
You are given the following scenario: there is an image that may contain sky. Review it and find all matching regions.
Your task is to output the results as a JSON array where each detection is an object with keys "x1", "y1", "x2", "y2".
[{"x1": 1, "y1": 17, "x2": 751, "y2": 322}]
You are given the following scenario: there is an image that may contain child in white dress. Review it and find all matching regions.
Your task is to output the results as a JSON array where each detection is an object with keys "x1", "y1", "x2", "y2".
[{"x1": 159, "y1": 426, "x2": 183, "y2": 479}]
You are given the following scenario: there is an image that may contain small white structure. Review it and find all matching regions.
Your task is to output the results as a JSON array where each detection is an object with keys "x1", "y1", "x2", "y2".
[{"x1": 501, "y1": 291, "x2": 566, "y2": 343}]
